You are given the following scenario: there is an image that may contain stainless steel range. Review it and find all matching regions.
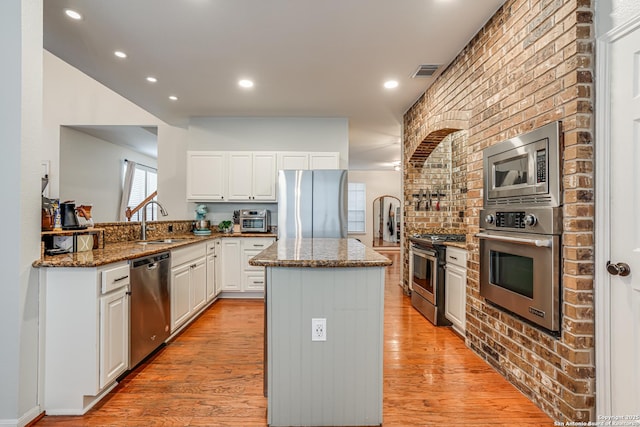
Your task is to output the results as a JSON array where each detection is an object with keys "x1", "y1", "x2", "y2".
[{"x1": 409, "y1": 233, "x2": 466, "y2": 325}]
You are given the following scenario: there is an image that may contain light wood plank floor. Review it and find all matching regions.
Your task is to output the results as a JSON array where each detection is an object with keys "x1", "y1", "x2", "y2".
[{"x1": 35, "y1": 250, "x2": 554, "y2": 426}]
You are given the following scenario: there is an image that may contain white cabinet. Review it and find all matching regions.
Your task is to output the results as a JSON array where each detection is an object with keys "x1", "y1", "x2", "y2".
[
  {"x1": 277, "y1": 152, "x2": 309, "y2": 170},
  {"x1": 206, "y1": 239, "x2": 220, "y2": 301},
  {"x1": 99, "y1": 285, "x2": 129, "y2": 389},
  {"x1": 42, "y1": 261, "x2": 130, "y2": 414},
  {"x1": 170, "y1": 242, "x2": 207, "y2": 332},
  {"x1": 277, "y1": 151, "x2": 340, "y2": 171},
  {"x1": 445, "y1": 247, "x2": 467, "y2": 336},
  {"x1": 241, "y1": 238, "x2": 274, "y2": 292},
  {"x1": 219, "y1": 237, "x2": 274, "y2": 293},
  {"x1": 186, "y1": 151, "x2": 227, "y2": 200},
  {"x1": 228, "y1": 152, "x2": 277, "y2": 201},
  {"x1": 220, "y1": 238, "x2": 242, "y2": 291},
  {"x1": 309, "y1": 152, "x2": 340, "y2": 169}
]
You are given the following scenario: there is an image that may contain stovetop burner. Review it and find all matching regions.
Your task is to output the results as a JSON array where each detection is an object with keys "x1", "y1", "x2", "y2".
[{"x1": 410, "y1": 233, "x2": 466, "y2": 245}]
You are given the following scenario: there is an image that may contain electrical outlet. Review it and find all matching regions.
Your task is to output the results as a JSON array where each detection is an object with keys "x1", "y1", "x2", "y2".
[{"x1": 311, "y1": 318, "x2": 327, "y2": 341}]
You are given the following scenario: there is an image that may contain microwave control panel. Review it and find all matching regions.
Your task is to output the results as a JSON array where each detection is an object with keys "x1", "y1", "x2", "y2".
[{"x1": 536, "y1": 148, "x2": 547, "y2": 183}]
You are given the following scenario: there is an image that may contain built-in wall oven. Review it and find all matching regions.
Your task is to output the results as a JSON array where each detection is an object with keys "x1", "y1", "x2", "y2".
[
  {"x1": 478, "y1": 207, "x2": 562, "y2": 331},
  {"x1": 479, "y1": 121, "x2": 563, "y2": 332},
  {"x1": 409, "y1": 234, "x2": 465, "y2": 326}
]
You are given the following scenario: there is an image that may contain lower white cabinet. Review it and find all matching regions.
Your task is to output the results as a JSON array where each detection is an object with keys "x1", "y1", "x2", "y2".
[
  {"x1": 41, "y1": 261, "x2": 130, "y2": 415},
  {"x1": 219, "y1": 237, "x2": 274, "y2": 293},
  {"x1": 170, "y1": 242, "x2": 207, "y2": 332},
  {"x1": 220, "y1": 238, "x2": 242, "y2": 291},
  {"x1": 99, "y1": 285, "x2": 129, "y2": 389},
  {"x1": 445, "y1": 246, "x2": 467, "y2": 335},
  {"x1": 206, "y1": 239, "x2": 221, "y2": 301}
]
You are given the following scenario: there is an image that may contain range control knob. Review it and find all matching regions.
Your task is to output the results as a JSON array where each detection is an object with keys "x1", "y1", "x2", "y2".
[
  {"x1": 524, "y1": 214, "x2": 537, "y2": 226},
  {"x1": 484, "y1": 214, "x2": 495, "y2": 224}
]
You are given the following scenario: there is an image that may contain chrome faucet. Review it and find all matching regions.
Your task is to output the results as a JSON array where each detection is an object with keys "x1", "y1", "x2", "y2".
[{"x1": 141, "y1": 200, "x2": 168, "y2": 240}]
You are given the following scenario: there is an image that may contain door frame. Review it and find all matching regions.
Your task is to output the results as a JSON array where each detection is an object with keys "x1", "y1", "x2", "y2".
[{"x1": 594, "y1": 13, "x2": 640, "y2": 416}]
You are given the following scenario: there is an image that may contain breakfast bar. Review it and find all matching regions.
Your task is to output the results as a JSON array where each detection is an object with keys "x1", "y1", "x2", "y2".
[{"x1": 249, "y1": 238, "x2": 392, "y2": 427}]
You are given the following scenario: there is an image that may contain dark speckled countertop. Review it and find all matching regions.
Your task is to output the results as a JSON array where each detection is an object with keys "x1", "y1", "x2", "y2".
[
  {"x1": 34, "y1": 232, "x2": 277, "y2": 268},
  {"x1": 248, "y1": 238, "x2": 392, "y2": 268}
]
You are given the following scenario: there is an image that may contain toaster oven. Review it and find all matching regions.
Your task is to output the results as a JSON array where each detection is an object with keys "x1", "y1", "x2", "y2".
[{"x1": 240, "y1": 209, "x2": 270, "y2": 233}]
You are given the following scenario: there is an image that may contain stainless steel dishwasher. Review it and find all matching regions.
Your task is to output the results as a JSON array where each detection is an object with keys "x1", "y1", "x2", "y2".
[{"x1": 129, "y1": 251, "x2": 171, "y2": 368}]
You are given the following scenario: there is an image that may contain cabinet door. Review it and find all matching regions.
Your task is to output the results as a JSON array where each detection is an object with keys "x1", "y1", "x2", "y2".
[
  {"x1": 227, "y1": 152, "x2": 253, "y2": 201},
  {"x1": 220, "y1": 238, "x2": 242, "y2": 291},
  {"x1": 190, "y1": 258, "x2": 207, "y2": 312},
  {"x1": 309, "y1": 152, "x2": 340, "y2": 169},
  {"x1": 252, "y1": 152, "x2": 277, "y2": 200},
  {"x1": 206, "y1": 253, "x2": 215, "y2": 301},
  {"x1": 277, "y1": 152, "x2": 309, "y2": 171},
  {"x1": 171, "y1": 264, "x2": 192, "y2": 331},
  {"x1": 186, "y1": 151, "x2": 227, "y2": 200},
  {"x1": 100, "y1": 288, "x2": 129, "y2": 389},
  {"x1": 445, "y1": 264, "x2": 466, "y2": 334},
  {"x1": 214, "y1": 240, "x2": 222, "y2": 296}
]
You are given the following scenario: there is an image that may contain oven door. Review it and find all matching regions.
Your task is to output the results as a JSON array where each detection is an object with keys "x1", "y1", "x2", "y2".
[
  {"x1": 241, "y1": 217, "x2": 265, "y2": 232},
  {"x1": 478, "y1": 230, "x2": 560, "y2": 331},
  {"x1": 410, "y1": 245, "x2": 438, "y2": 305}
]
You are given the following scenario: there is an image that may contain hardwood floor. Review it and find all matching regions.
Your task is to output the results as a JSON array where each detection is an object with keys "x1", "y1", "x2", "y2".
[{"x1": 36, "y1": 250, "x2": 554, "y2": 426}]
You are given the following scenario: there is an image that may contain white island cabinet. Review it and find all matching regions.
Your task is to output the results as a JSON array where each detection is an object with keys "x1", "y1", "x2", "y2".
[
  {"x1": 41, "y1": 261, "x2": 130, "y2": 415},
  {"x1": 220, "y1": 236, "x2": 275, "y2": 296}
]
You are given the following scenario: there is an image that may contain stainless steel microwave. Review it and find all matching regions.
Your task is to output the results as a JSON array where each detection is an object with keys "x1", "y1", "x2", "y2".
[{"x1": 483, "y1": 121, "x2": 562, "y2": 207}]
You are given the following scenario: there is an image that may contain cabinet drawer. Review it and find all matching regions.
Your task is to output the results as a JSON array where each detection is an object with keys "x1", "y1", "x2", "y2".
[
  {"x1": 172, "y1": 242, "x2": 207, "y2": 267},
  {"x1": 446, "y1": 247, "x2": 467, "y2": 268},
  {"x1": 101, "y1": 262, "x2": 130, "y2": 294}
]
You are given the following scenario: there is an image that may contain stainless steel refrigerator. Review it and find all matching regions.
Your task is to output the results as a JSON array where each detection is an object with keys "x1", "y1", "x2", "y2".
[{"x1": 277, "y1": 169, "x2": 348, "y2": 239}]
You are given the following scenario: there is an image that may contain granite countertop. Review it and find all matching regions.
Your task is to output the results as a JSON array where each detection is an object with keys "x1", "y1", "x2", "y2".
[
  {"x1": 34, "y1": 232, "x2": 277, "y2": 268},
  {"x1": 248, "y1": 238, "x2": 393, "y2": 268}
]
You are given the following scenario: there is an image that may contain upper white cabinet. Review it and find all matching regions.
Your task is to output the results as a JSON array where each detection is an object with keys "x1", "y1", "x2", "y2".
[
  {"x1": 228, "y1": 152, "x2": 277, "y2": 201},
  {"x1": 277, "y1": 151, "x2": 340, "y2": 171},
  {"x1": 187, "y1": 151, "x2": 227, "y2": 200},
  {"x1": 187, "y1": 150, "x2": 339, "y2": 201},
  {"x1": 277, "y1": 152, "x2": 309, "y2": 170},
  {"x1": 309, "y1": 152, "x2": 340, "y2": 169}
]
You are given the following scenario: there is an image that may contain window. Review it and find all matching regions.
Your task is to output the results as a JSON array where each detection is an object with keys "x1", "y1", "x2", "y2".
[
  {"x1": 127, "y1": 163, "x2": 158, "y2": 221},
  {"x1": 348, "y1": 182, "x2": 366, "y2": 233}
]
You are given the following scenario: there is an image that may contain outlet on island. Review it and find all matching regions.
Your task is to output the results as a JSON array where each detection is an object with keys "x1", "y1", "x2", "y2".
[{"x1": 311, "y1": 318, "x2": 327, "y2": 342}]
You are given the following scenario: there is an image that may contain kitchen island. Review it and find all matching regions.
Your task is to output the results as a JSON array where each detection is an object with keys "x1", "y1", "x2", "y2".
[{"x1": 249, "y1": 238, "x2": 392, "y2": 427}]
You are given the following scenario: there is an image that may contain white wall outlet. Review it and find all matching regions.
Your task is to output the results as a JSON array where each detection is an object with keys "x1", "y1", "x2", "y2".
[{"x1": 311, "y1": 318, "x2": 327, "y2": 341}]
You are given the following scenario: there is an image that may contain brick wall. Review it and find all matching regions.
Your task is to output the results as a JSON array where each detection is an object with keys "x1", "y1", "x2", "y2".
[{"x1": 402, "y1": 0, "x2": 595, "y2": 421}]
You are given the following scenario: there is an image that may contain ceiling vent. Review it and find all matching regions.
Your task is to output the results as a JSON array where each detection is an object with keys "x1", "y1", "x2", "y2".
[{"x1": 411, "y1": 64, "x2": 440, "y2": 78}]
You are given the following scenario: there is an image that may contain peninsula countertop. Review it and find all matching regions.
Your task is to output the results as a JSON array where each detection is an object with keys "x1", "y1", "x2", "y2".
[
  {"x1": 34, "y1": 232, "x2": 277, "y2": 268},
  {"x1": 248, "y1": 238, "x2": 392, "y2": 268}
]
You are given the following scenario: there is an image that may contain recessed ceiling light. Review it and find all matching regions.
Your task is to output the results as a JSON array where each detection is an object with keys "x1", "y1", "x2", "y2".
[
  {"x1": 64, "y1": 9, "x2": 82, "y2": 20},
  {"x1": 146, "y1": 76, "x2": 158, "y2": 83},
  {"x1": 169, "y1": 95, "x2": 178, "y2": 101},
  {"x1": 114, "y1": 51, "x2": 127, "y2": 59},
  {"x1": 384, "y1": 80, "x2": 399, "y2": 89},
  {"x1": 238, "y1": 79, "x2": 254, "y2": 88}
]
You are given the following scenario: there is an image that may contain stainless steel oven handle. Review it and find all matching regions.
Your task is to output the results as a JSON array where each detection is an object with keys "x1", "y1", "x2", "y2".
[{"x1": 476, "y1": 232, "x2": 552, "y2": 248}]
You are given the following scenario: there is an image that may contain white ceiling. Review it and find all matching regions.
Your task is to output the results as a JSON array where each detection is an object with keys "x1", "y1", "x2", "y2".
[{"x1": 43, "y1": 0, "x2": 505, "y2": 170}]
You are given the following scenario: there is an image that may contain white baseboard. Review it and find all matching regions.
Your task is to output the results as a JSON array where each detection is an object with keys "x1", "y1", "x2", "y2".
[{"x1": 0, "y1": 405, "x2": 42, "y2": 427}]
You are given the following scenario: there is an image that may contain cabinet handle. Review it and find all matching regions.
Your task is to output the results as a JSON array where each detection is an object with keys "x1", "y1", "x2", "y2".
[
  {"x1": 126, "y1": 291, "x2": 132, "y2": 296},
  {"x1": 190, "y1": 263, "x2": 197, "y2": 269},
  {"x1": 449, "y1": 256, "x2": 458, "y2": 260},
  {"x1": 254, "y1": 281, "x2": 264, "y2": 284},
  {"x1": 114, "y1": 275, "x2": 129, "y2": 282},
  {"x1": 253, "y1": 244, "x2": 264, "y2": 247}
]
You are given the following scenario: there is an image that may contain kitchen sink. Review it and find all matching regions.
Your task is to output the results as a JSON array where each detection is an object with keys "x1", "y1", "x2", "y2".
[{"x1": 137, "y1": 238, "x2": 188, "y2": 245}]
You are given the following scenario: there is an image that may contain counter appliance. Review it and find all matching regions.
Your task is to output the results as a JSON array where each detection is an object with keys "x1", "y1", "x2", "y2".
[
  {"x1": 240, "y1": 209, "x2": 270, "y2": 233},
  {"x1": 277, "y1": 169, "x2": 348, "y2": 239}
]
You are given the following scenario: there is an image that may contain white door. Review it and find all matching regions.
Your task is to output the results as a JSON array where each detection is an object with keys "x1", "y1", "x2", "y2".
[
  {"x1": 99, "y1": 288, "x2": 129, "y2": 389},
  {"x1": 186, "y1": 151, "x2": 227, "y2": 200},
  {"x1": 227, "y1": 152, "x2": 253, "y2": 200},
  {"x1": 220, "y1": 238, "x2": 242, "y2": 291},
  {"x1": 599, "y1": 22, "x2": 640, "y2": 415},
  {"x1": 170, "y1": 265, "x2": 192, "y2": 331},
  {"x1": 190, "y1": 258, "x2": 207, "y2": 312}
]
